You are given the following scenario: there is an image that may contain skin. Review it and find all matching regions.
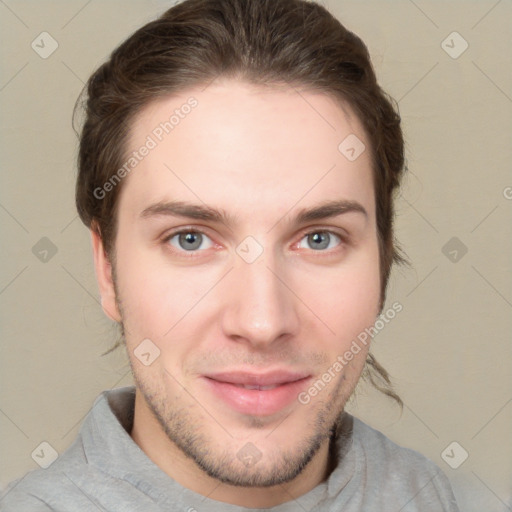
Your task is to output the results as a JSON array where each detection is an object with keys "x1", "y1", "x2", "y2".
[{"x1": 92, "y1": 79, "x2": 381, "y2": 508}]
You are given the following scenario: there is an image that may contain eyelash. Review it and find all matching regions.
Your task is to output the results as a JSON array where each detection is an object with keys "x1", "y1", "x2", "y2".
[{"x1": 161, "y1": 226, "x2": 349, "y2": 257}]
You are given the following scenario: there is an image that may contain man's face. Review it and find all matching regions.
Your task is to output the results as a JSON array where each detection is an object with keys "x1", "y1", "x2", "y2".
[{"x1": 99, "y1": 80, "x2": 380, "y2": 487}]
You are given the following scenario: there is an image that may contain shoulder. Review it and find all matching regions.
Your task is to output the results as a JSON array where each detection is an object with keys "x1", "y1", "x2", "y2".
[
  {"x1": 1, "y1": 477, "x2": 53, "y2": 511},
  {"x1": 352, "y1": 416, "x2": 444, "y2": 475},
  {"x1": 0, "y1": 390, "x2": 121, "y2": 511},
  {"x1": 350, "y1": 416, "x2": 459, "y2": 510},
  {"x1": 1, "y1": 435, "x2": 89, "y2": 511}
]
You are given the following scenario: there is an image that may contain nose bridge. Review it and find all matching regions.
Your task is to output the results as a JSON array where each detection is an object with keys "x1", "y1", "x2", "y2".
[{"x1": 221, "y1": 250, "x2": 298, "y2": 346}]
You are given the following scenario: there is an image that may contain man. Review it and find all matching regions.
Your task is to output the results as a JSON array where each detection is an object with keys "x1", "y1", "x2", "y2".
[{"x1": 2, "y1": 0, "x2": 460, "y2": 510}]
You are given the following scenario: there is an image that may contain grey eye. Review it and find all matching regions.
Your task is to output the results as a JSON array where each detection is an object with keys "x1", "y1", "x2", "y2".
[
  {"x1": 299, "y1": 231, "x2": 341, "y2": 251},
  {"x1": 169, "y1": 232, "x2": 213, "y2": 251}
]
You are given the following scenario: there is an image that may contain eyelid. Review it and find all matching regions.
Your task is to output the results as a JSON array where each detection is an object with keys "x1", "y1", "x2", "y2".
[
  {"x1": 297, "y1": 226, "x2": 350, "y2": 243},
  {"x1": 162, "y1": 225, "x2": 214, "y2": 240}
]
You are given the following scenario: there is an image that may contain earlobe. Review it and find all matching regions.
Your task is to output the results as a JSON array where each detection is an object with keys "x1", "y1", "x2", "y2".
[{"x1": 90, "y1": 227, "x2": 122, "y2": 323}]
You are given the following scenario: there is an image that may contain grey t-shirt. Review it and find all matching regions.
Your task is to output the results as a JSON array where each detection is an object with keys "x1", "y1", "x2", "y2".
[{"x1": 1, "y1": 386, "x2": 459, "y2": 511}]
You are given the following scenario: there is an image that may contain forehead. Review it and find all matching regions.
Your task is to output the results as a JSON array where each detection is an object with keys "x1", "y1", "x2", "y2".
[{"x1": 118, "y1": 80, "x2": 374, "y2": 224}]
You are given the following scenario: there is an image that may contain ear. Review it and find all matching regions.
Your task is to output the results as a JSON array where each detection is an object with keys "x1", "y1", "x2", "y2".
[{"x1": 91, "y1": 226, "x2": 122, "y2": 323}]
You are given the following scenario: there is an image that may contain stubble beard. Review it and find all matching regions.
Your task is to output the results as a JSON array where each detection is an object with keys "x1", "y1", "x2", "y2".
[{"x1": 129, "y1": 354, "x2": 357, "y2": 488}]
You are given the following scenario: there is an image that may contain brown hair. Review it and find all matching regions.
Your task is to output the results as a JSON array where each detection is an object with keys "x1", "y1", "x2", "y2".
[{"x1": 75, "y1": 0, "x2": 406, "y2": 406}]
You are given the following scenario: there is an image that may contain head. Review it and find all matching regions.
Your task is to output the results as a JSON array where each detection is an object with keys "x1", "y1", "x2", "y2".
[{"x1": 75, "y1": 0, "x2": 405, "y2": 495}]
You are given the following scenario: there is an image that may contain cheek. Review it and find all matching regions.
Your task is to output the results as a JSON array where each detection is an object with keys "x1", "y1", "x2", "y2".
[
  {"x1": 293, "y1": 248, "x2": 381, "y2": 348},
  {"x1": 113, "y1": 238, "x2": 222, "y2": 348},
  {"x1": 112, "y1": 238, "x2": 175, "y2": 338}
]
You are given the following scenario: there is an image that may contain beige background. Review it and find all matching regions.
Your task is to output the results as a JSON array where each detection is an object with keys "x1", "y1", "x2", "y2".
[{"x1": 1, "y1": 0, "x2": 511, "y2": 510}]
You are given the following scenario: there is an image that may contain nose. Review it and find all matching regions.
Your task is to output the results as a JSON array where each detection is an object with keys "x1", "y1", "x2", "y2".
[{"x1": 220, "y1": 251, "x2": 300, "y2": 349}]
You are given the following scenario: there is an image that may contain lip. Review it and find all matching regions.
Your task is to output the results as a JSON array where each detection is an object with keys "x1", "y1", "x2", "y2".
[{"x1": 202, "y1": 370, "x2": 311, "y2": 416}]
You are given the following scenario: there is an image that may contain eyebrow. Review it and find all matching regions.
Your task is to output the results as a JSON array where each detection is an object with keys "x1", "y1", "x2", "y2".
[{"x1": 139, "y1": 199, "x2": 367, "y2": 226}]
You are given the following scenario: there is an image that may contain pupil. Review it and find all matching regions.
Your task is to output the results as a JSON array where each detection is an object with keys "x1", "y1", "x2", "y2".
[
  {"x1": 309, "y1": 232, "x2": 329, "y2": 250},
  {"x1": 180, "y1": 232, "x2": 202, "y2": 250}
]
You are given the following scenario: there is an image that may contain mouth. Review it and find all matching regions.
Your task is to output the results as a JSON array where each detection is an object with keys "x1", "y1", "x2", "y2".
[
  {"x1": 202, "y1": 370, "x2": 312, "y2": 416},
  {"x1": 228, "y1": 383, "x2": 282, "y2": 391}
]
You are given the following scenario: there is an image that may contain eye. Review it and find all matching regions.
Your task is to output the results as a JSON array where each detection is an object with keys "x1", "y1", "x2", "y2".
[
  {"x1": 298, "y1": 231, "x2": 342, "y2": 251},
  {"x1": 166, "y1": 230, "x2": 214, "y2": 252}
]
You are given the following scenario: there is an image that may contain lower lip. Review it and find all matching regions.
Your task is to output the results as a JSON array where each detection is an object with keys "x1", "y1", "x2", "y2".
[{"x1": 203, "y1": 377, "x2": 311, "y2": 416}]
